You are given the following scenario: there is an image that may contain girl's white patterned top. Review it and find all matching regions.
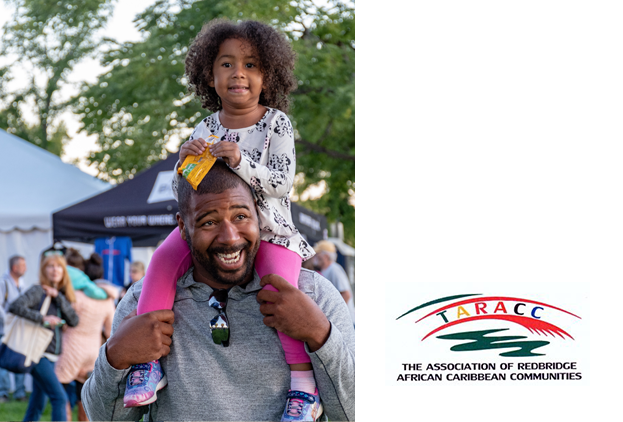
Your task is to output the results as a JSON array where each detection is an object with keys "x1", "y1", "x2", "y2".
[{"x1": 172, "y1": 107, "x2": 314, "y2": 261}]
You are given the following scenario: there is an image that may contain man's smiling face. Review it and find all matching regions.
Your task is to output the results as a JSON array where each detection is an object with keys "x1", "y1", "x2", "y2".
[{"x1": 178, "y1": 183, "x2": 260, "y2": 289}]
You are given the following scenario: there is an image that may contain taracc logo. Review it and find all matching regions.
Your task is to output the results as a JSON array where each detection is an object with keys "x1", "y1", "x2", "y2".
[{"x1": 397, "y1": 294, "x2": 581, "y2": 357}]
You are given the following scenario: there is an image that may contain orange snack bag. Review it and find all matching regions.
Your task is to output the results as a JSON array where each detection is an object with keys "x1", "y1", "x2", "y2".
[{"x1": 177, "y1": 135, "x2": 219, "y2": 190}]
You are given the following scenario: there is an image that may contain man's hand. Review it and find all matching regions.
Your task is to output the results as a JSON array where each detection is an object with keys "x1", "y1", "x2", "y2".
[
  {"x1": 209, "y1": 140, "x2": 241, "y2": 168},
  {"x1": 257, "y1": 274, "x2": 330, "y2": 352},
  {"x1": 105, "y1": 309, "x2": 174, "y2": 370}
]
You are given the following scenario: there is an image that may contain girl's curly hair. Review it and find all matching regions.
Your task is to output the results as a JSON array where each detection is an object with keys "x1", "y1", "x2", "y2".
[{"x1": 185, "y1": 19, "x2": 297, "y2": 113}]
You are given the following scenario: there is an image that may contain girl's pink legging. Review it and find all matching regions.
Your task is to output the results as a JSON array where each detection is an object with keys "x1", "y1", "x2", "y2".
[{"x1": 137, "y1": 227, "x2": 310, "y2": 365}]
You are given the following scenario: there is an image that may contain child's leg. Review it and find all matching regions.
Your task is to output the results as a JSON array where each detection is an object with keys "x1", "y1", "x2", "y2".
[
  {"x1": 255, "y1": 241, "x2": 311, "y2": 366},
  {"x1": 125, "y1": 227, "x2": 191, "y2": 408},
  {"x1": 256, "y1": 242, "x2": 322, "y2": 420},
  {"x1": 136, "y1": 227, "x2": 192, "y2": 315}
]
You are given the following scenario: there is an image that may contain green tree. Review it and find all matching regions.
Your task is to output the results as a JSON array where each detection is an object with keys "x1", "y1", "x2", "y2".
[
  {"x1": 289, "y1": 0, "x2": 355, "y2": 244},
  {"x1": 75, "y1": 0, "x2": 355, "y2": 244},
  {"x1": 0, "y1": 0, "x2": 114, "y2": 155}
]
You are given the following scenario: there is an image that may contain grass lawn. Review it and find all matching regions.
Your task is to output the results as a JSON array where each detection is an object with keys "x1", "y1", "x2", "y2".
[{"x1": 0, "y1": 393, "x2": 79, "y2": 421}]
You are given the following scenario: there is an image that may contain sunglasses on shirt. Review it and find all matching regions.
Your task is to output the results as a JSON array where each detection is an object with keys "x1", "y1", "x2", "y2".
[{"x1": 209, "y1": 289, "x2": 230, "y2": 347}]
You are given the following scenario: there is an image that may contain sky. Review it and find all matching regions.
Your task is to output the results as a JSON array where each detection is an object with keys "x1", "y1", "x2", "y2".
[{"x1": 0, "y1": 0, "x2": 160, "y2": 175}]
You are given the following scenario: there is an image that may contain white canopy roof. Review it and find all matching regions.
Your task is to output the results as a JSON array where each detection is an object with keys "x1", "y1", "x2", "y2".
[{"x1": 0, "y1": 129, "x2": 110, "y2": 232}]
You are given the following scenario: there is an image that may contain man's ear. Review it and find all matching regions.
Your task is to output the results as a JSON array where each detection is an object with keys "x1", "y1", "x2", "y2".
[{"x1": 176, "y1": 213, "x2": 187, "y2": 241}]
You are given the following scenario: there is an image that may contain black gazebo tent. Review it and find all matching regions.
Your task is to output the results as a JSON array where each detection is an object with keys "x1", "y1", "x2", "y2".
[
  {"x1": 290, "y1": 201, "x2": 327, "y2": 246},
  {"x1": 53, "y1": 153, "x2": 181, "y2": 246},
  {"x1": 53, "y1": 153, "x2": 327, "y2": 247}
]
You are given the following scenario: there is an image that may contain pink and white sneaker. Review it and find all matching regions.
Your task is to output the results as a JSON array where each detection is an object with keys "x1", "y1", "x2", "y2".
[
  {"x1": 123, "y1": 360, "x2": 168, "y2": 408},
  {"x1": 281, "y1": 389, "x2": 323, "y2": 421}
]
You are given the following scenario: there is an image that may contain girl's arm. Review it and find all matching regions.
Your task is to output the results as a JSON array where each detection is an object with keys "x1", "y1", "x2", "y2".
[
  {"x1": 55, "y1": 293, "x2": 80, "y2": 327},
  {"x1": 214, "y1": 111, "x2": 296, "y2": 199},
  {"x1": 8, "y1": 286, "x2": 46, "y2": 324}
]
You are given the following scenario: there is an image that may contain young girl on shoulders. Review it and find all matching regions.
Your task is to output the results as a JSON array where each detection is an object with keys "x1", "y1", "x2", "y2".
[{"x1": 123, "y1": 19, "x2": 321, "y2": 421}]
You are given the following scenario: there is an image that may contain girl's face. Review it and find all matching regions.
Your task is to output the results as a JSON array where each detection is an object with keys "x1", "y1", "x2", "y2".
[
  {"x1": 209, "y1": 38, "x2": 264, "y2": 111},
  {"x1": 44, "y1": 261, "x2": 64, "y2": 285}
]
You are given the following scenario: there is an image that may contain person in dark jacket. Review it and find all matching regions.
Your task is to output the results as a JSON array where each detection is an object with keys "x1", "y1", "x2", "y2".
[{"x1": 9, "y1": 254, "x2": 79, "y2": 422}]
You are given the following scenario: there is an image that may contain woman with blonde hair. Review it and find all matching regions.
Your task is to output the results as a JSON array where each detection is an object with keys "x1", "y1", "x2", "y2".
[{"x1": 8, "y1": 254, "x2": 79, "y2": 421}]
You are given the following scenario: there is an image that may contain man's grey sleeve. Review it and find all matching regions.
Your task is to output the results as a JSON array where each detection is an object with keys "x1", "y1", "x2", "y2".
[
  {"x1": 82, "y1": 284, "x2": 147, "y2": 422},
  {"x1": 307, "y1": 273, "x2": 355, "y2": 421}
]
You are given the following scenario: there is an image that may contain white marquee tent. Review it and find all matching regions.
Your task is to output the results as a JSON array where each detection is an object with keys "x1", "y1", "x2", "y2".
[{"x1": 0, "y1": 129, "x2": 110, "y2": 288}]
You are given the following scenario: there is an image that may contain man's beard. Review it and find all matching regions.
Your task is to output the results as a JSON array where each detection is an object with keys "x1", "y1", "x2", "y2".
[{"x1": 184, "y1": 228, "x2": 259, "y2": 286}]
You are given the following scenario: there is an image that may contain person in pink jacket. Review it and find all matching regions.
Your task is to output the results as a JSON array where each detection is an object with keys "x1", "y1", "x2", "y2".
[{"x1": 54, "y1": 253, "x2": 118, "y2": 421}]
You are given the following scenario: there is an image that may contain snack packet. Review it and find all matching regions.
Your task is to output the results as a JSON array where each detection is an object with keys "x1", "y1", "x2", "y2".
[{"x1": 178, "y1": 135, "x2": 219, "y2": 190}]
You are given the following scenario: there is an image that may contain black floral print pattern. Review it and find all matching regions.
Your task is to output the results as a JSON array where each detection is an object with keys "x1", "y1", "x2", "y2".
[
  {"x1": 207, "y1": 116, "x2": 221, "y2": 133},
  {"x1": 298, "y1": 240, "x2": 313, "y2": 260},
  {"x1": 268, "y1": 235, "x2": 290, "y2": 248},
  {"x1": 173, "y1": 107, "x2": 314, "y2": 261},
  {"x1": 273, "y1": 113, "x2": 293, "y2": 138},
  {"x1": 221, "y1": 131, "x2": 240, "y2": 143},
  {"x1": 269, "y1": 153, "x2": 291, "y2": 173},
  {"x1": 250, "y1": 177, "x2": 265, "y2": 195}
]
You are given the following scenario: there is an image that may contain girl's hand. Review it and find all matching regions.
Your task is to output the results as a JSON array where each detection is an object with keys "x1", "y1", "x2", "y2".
[
  {"x1": 43, "y1": 315, "x2": 62, "y2": 327},
  {"x1": 179, "y1": 139, "x2": 208, "y2": 164},
  {"x1": 41, "y1": 285, "x2": 58, "y2": 298},
  {"x1": 209, "y1": 141, "x2": 241, "y2": 168}
]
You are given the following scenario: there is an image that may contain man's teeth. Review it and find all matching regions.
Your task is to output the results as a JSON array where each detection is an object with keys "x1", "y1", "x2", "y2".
[{"x1": 217, "y1": 250, "x2": 241, "y2": 264}]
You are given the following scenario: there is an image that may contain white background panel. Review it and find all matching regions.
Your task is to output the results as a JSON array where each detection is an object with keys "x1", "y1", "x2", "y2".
[{"x1": 356, "y1": 1, "x2": 623, "y2": 420}]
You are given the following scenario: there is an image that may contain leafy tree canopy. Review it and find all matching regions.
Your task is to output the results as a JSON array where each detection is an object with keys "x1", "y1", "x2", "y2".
[
  {"x1": 75, "y1": 0, "x2": 355, "y2": 245},
  {"x1": 0, "y1": 0, "x2": 115, "y2": 155}
]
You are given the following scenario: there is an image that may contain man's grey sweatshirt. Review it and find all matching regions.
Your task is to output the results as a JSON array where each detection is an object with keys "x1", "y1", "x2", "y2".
[{"x1": 82, "y1": 268, "x2": 355, "y2": 421}]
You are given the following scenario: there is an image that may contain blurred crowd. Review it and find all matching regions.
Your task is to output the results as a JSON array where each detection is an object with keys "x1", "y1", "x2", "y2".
[
  {"x1": 0, "y1": 248, "x2": 145, "y2": 421},
  {"x1": 0, "y1": 239, "x2": 352, "y2": 421}
]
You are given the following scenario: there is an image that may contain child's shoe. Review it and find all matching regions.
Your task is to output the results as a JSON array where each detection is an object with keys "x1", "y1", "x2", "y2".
[
  {"x1": 123, "y1": 359, "x2": 167, "y2": 407},
  {"x1": 280, "y1": 389, "x2": 323, "y2": 421}
]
